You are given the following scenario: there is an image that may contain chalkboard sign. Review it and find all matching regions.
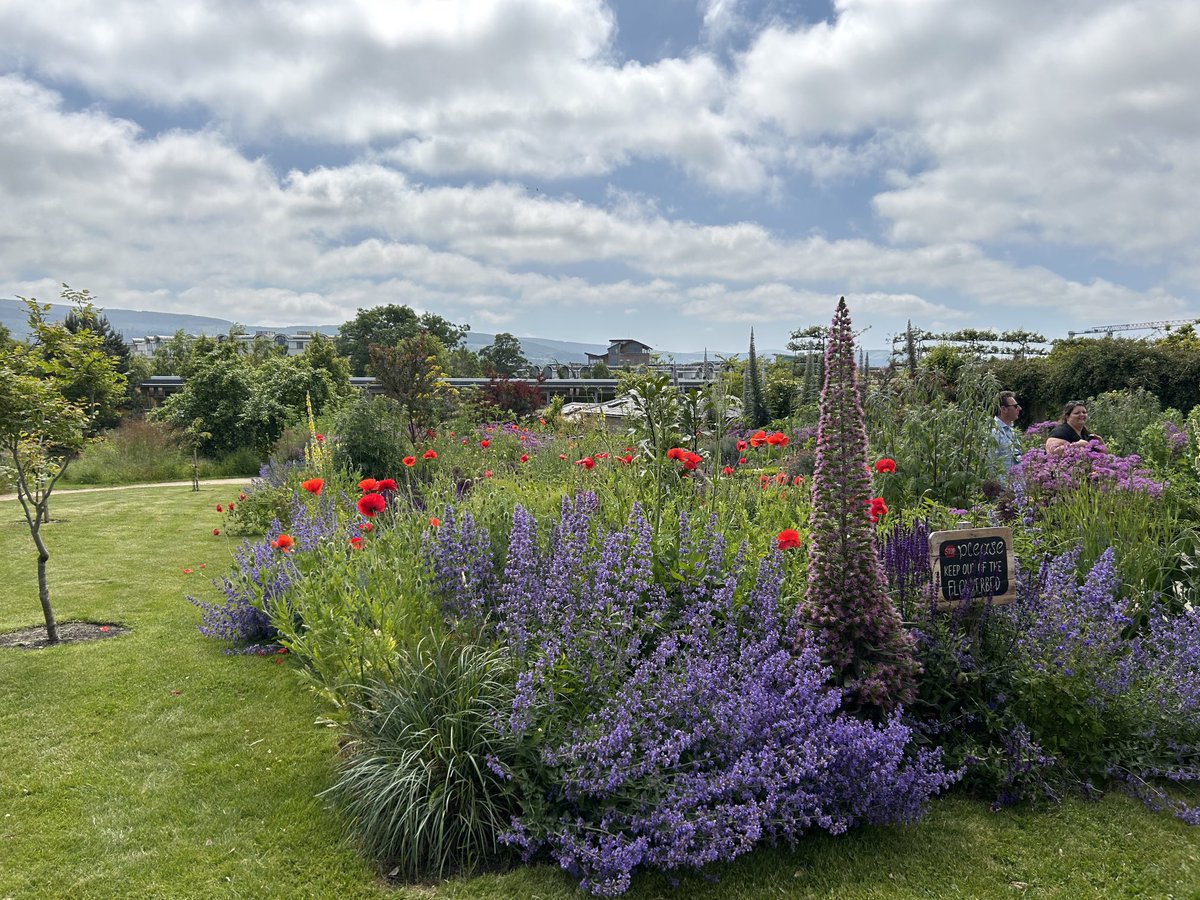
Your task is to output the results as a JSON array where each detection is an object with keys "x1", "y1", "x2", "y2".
[{"x1": 927, "y1": 527, "x2": 1016, "y2": 607}]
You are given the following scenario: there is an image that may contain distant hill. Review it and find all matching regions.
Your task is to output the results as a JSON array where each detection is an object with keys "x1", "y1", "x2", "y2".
[{"x1": 0, "y1": 298, "x2": 786, "y2": 365}]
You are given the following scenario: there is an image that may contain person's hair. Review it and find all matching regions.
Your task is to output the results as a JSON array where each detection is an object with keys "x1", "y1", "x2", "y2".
[
  {"x1": 998, "y1": 391, "x2": 1016, "y2": 414},
  {"x1": 1060, "y1": 401, "x2": 1086, "y2": 423}
]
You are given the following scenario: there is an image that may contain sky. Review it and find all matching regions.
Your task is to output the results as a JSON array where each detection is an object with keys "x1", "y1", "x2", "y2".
[{"x1": 2, "y1": 0, "x2": 1199, "y2": 355}]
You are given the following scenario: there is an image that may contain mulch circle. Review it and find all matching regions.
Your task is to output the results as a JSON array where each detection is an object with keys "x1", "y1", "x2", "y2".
[{"x1": 0, "y1": 621, "x2": 130, "y2": 650}]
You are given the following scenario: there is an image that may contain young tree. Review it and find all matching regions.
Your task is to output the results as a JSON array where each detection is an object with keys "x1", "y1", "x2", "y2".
[
  {"x1": 478, "y1": 332, "x2": 529, "y2": 377},
  {"x1": 0, "y1": 292, "x2": 125, "y2": 643},
  {"x1": 369, "y1": 332, "x2": 457, "y2": 444}
]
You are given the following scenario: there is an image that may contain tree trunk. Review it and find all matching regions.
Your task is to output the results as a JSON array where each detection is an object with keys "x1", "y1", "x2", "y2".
[{"x1": 32, "y1": 525, "x2": 58, "y2": 644}]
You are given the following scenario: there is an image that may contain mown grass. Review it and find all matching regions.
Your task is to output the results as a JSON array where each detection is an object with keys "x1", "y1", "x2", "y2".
[{"x1": 2, "y1": 488, "x2": 1199, "y2": 899}]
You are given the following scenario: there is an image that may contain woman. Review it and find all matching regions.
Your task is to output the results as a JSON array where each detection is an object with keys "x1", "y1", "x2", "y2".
[{"x1": 1045, "y1": 401, "x2": 1105, "y2": 454}]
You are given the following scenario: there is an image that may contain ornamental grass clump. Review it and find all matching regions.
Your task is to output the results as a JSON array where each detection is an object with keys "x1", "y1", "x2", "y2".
[
  {"x1": 426, "y1": 491, "x2": 956, "y2": 895},
  {"x1": 798, "y1": 297, "x2": 919, "y2": 713},
  {"x1": 327, "y1": 634, "x2": 530, "y2": 880}
]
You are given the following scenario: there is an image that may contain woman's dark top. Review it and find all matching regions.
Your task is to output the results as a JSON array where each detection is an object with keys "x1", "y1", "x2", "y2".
[{"x1": 1049, "y1": 423, "x2": 1091, "y2": 443}]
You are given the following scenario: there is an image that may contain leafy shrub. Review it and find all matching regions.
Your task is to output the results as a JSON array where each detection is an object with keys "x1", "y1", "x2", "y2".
[
  {"x1": 327, "y1": 635, "x2": 529, "y2": 879},
  {"x1": 481, "y1": 376, "x2": 544, "y2": 418},
  {"x1": 332, "y1": 394, "x2": 411, "y2": 477},
  {"x1": 1083, "y1": 387, "x2": 1161, "y2": 455}
]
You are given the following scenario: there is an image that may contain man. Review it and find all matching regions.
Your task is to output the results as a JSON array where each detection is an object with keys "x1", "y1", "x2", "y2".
[{"x1": 992, "y1": 391, "x2": 1022, "y2": 476}]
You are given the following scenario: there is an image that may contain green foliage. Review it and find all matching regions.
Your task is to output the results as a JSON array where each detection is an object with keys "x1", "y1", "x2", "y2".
[
  {"x1": 336, "y1": 303, "x2": 469, "y2": 376},
  {"x1": 743, "y1": 330, "x2": 768, "y2": 427},
  {"x1": 590, "y1": 359, "x2": 610, "y2": 379},
  {"x1": 370, "y1": 332, "x2": 457, "y2": 444},
  {"x1": 989, "y1": 336, "x2": 1200, "y2": 426},
  {"x1": 865, "y1": 365, "x2": 1001, "y2": 509},
  {"x1": 478, "y1": 332, "x2": 529, "y2": 377},
  {"x1": 153, "y1": 343, "x2": 253, "y2": 455},
  {"x1": 326, "y1": 635, "x2": 528, "y2": 880},
  {"x1": 763, "y1": 370, "x2": 798, "y2": 420},
  {"x1": 332, "y1": 395, "x2": 413, "y2": 478},
  {"x1": 1083, "y1": 387, "x2": 1160, "y2": 455},
  {"x1": 0, "y1": 287, "x2": 126, "y2": 641},
  {"x1": 65, "y1": 419, "x2": 194, "y2": 485}
]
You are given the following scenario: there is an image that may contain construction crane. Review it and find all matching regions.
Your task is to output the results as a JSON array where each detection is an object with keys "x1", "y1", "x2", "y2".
[{"x1": 1067, "y1": 318, "x2": 1200, "y2": 338}]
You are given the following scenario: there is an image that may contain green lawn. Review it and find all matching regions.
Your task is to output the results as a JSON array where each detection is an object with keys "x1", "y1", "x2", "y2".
[{"x1": 2, "y1": 487, "x2": 1199, "y2": 899}]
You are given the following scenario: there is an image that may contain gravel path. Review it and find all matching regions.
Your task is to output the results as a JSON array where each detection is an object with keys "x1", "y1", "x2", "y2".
[{"x1": 0, "y1": 477, "x2": 251, "y2": 503}]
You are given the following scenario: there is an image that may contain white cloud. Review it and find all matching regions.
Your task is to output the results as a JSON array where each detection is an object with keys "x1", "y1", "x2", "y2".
[{"x1": 2, "y1": 2, "x2": 1198, "y2": 346}]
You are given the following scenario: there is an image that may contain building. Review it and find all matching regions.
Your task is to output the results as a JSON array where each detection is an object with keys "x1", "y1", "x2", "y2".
[{"x1": 586, "y1": 339, "x2": 653, "y2": 368}]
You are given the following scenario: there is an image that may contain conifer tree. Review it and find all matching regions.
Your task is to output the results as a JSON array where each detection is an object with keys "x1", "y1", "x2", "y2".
[{"x1": 798, "y1": 297, "x2": 918, "y2": 714}]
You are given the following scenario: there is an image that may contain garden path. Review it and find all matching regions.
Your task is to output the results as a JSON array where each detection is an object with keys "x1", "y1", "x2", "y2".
[{"x1": 0, "y1": 477, "x2": 249, "y2": 503}]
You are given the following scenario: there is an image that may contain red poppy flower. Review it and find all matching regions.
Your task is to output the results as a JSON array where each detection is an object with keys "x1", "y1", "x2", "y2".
[
  {"x1": 766, "y1": 432, "x2": 784, "y2": 446},
  {"x1": 422, "y1": 449, "x2": 437, "y2": 459},
  {"x1": 738, "y1": 457, "x2": 748, "y2": 465},
  {"x1": 721, "y1": 465, "x2": 734, "y2": 475},
  {"x1": 429, "y1": 516, "x2": 440, "y2": 528},
  {"x1": 559, "y1": 453, "x2": 568, "y2": 460},
  {"x1": 199, "y1": 564, "x2": 206, "y2": 569},
  {"x1": 736, "y1": 439, "x2": 748, "y2": 452},
  {"x1": 480, "y1": 439, "x2": 490, "y2": 448},
  {"x1": 376, "y1": 478, "x2": 398, "y2": 492},
  {"x1": 349, "y1": 536, "x2": 363, "y2": 550},
  {"x1": 228, "y1": 502, "x2": 235, "y2": 512},
  {"x1": 776, "y1": 435, "x2": 789, "y2": 448},
  {"x1": 239, "y1": 493, "x2": 246, "y2": 501},
  {"x1": 356, "y1": 493, "x2": 386, "y2": 517},
  {"x1": 182, "y1": 568, "x2": 193, "y2": 574},
  {"x1": 776, "y1": 529, "x2": 802, "y2": 550},
  {"x1": 272, "y1": 534, "x2": 296, "y2": 552},
  {"x1": 793, "y1": 475, "x2": 804, "y2": 485},
  {"x1": 358, "y1": 522, "x2": 373, "y2": 532},
  {"x1": 749, "y1": 430, "x2": 768, "y2": 448},
  {"x1": 461, "y1": 438, "x2": 468, "y2": 445},
  {"x1": 99, "y1": 626, "x2": 110, "y2": 632},
  {"x1": 215, "y1": 504, "x2": 223, "y2": 513},
  {"x1": 315, "y1": 433, "x2": 324, "y2": 442},
  {"x1": 358, "y1": 477, "x2": 379, "y2": 493},
  {"x1": 874, "y1": 458, "x2": 897, "y2": 474},
  {"x1": 595, "y1": 452, "x2": 609, "y2": 459},
  {"x1": 576, "y1": 457, "x2": 595, "y2": 469},
  {"x1": 484, "y1": 470, "x2": 493, "y2": 478},
  {"x1": 622, "y1": 454, "x2": 634, "y2": 464},
  {"x1": 520, "y1": 454, "x2": 529, "y2": 462},
  {"x1": 213, "y1": 528, "x2": 220, "y2": 536},
  {"x1": 682, "y1": 452, "x2": 702, "y2": 471},
  {"x1": 666, "y1": 447, "x2": 685, "y2": 461},
  {"x1": 302, "y1": 478, "x2": 324, "y2": 495},
  {"x1": 402, "y1": 456, "x2": 416, "y2": 467},
  {"x1": 775, "y1": 472, "x2": 788, "y2": 485}
]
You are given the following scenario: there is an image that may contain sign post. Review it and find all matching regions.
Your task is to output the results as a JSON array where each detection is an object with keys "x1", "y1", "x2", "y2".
[{"x1": 928, "y1": 526, "x2": 1016, "y2": 607}]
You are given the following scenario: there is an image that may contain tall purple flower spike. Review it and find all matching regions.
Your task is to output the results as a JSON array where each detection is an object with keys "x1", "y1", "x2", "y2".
[{"x1": 798, "y1": 297, "x2": 919, "y2": 713}]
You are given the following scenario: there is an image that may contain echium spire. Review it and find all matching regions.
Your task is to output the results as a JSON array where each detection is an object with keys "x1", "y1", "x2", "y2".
[{"x1": 797, "y1": 297, "x2": 918, "y2": 714}]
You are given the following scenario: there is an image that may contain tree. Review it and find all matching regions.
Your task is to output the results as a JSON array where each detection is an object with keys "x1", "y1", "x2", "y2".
[
  {"x1": 152, "y1": 343, "x2": 253, "y2": 456},
  {"x1": 336, "y1": 304, "x2": 469, "y2": 376},
  {"x1": 63, "y1": 304, "x2": 132, "y2": 427},
  {"x1": 447, "y1": 345, "x2": 483, "y2": 377},
  {"x1": 590, "y1": 360, "x2": 610, "y2": 379},
  {"x1": 298, "y1": 332, "x2": 353, "y2": 399},
  {"x1": 797, "y1": 297, "x2": 918, "y2": 714},
  {"x1": 0, "y1": 292, "x2": 125, "y2": 643},
  {"x1": 478, "y1": 332, "x2": 528, "y2": 377},
  {"x1": 369, "y1": 332, "x2": 457, "y2": 444}
]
